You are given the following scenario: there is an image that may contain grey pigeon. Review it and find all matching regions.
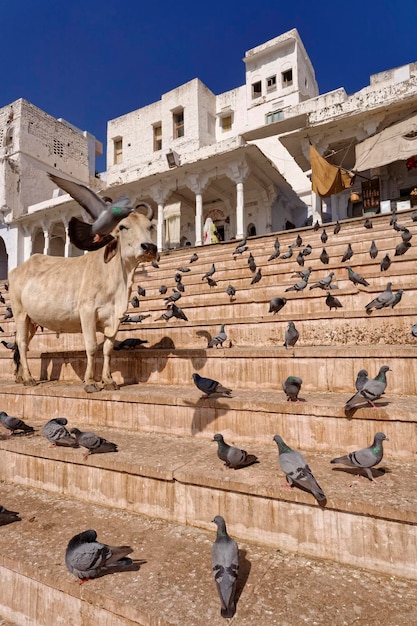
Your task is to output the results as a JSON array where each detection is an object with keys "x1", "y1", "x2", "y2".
[
  {"x1": 392, "y1": 218, "x2": 407, "y2": 232},
  {"x1": 191, "y1": 373, "x2": 232, "y2": 399},
  {"x1": 114, "y1": 338, "x2": 148, "y2": 350},
  {"x1": 269, "y1": 297, "x2": 287, "y2": 314},
  {"x1": 43, "y1": 418, "x2": 79, "y2": 447},
  {"x1": 0, "y1": 411, "x2": 34, "y2": 436},
  {"x1": 296, "y1": 267, "x2": 313, "y2": 280},
  {"x1": 365, "y1": 283, "x2": 393, "y2": 312},
  {"x1": 313, "y1": 220, "x2": 320, "y2": 231},
  {"x1": 330, "y1": 432, "x2": 388, "y2": 482},
  {"x1": 208, "y1": 324, "x2": 227, "y2": 348},
  {"x1": 174, "y1": 272, "x2": 182, "y2": 284},
  {"x1": 189, "y1": 252, "x2": 198, "y2": 263},
  {"x1": 285, "y1": 278, "x2": 308, "y2": 293},
  {"x1": 159, "y1": 285, "x2": 168, "y2": 295},
  {"x1": 247, "y1": 253, "x2": 256, "y2": 273},
  {"x1": 380, "y1": 254, "x2": 391, "y2": 272},
  {"x1": 70, "y1": 428, "x2": 118, "y2": 459},
  {"x1": 176, "y1": 266, "x2": 191, "y2": 273},
  {"x1": 226, "y1": 285, "x2": 236, "y2": 301},
  {"x1": 121, "y1": 313, "x2": 151, "y2": 323},
  {"x1": 401, "y1": 229, "x2": 412, "y2": 243},
  {"x1": 202, "y1": 264, "x2": 216, "y2": 280},
  {"x1": 412, "y1": 323, "x2": 417, "y2": 338},
  {"x1": 395, "y1": 241, "x2": 411, "y2": 256},
  {"x1": 273, "y1": 236, "x2": 280, "y2": 251},
  {"x1": 364, "y1": 218, "x2": 373, "y2": 229},
  {"x1": 207, "y1": 277, "x2": 217, "y2": 288},
  {"x1": 176, "y1": 281, "x2": 185, "y2": 293},
  {"x1": 309, "y1": 272, "x2": 334, "y2": 290},
  {"x1": 213, "y1": 433, "x2": 258, "y2": 469},
  {"x1": 0, "y1": 505, "x2": 21, "y2": 526},
  {"x1": 280, "y1": 246, "x2": 293, "y2": 259},
  {"x1": 355, "y1": 369, "x2": 369, "y2": 392},
  {"x1": 302, "y1": 244, "x2": 312, "y2": 256},
  {"x1": 211, "y1": 516, "x2": 239, "y2": 618},
  {"x1": 341, "y1": 243, "x2": 353, "y2": 262},
  {"x1": 267, "y1": 249, "x2": 280, "y2": 261},
  {"x1": 412, "y1": 211, "x2": 417, "y2": 222},
  {"x1": 389, "y1": 289, "x2": 404, "y2": 309},
  {"x1": 130, "y1": 295, "x2": 140, "y2": 308},
  {"x1": 155, "y1": 308, "x2": 174, "y2": 322},
  {"x1": 295, "y1": 234, "x2": 303, "y2": 247},
  {"x1": 65, "y1": 529, "x2": 133, "y2": 583},
  {"x1": 282, "y1": 376, "x2": 302, "y2": 401},
  {"x1": 273, "y1": 435, "x2": 326, "y2": 503},
  {"x1": 137, "y1": 286, "x2": 146, "y2": 297},
  {"x1": 49, "y1": 174, "x2": 135, "y2": 252},
  {"x1": 170, "y1": 303, "x2": 188, "y2": 321},
  {"x1": 250, "y1": 268, "x2": 262, "y2": 284},
  {"x1": 320, "y1": 248, "x2": 329, "y2": 264},
  {"x1": 296, "y1": 251, "x2": 305, "y2": 267},
  {"x1": 4, "y1": 307, "x2": 13, "y2": 319},
  {"x1": 284, "y1": 321, "x2": 299, "y2": 348},
  {"x1": 346, "y1": 266, "x2": 369, "y2": 287},
  {"x1": 344, "y1": 365, "x2": 390, "y2": 411},
  {"x1": 233, "y1": 244, "x2": 248, "y2": 256},
  {"x1": 164, "y1": 289, "x2": 181, "y2": 304},
  {"x1": 321, "y1": 229, "x2": 328, "y2": 244},
  {"x1": 326, "y1": 292, "x2": 343, "y2": 310},
  {"x1": 0, "y1": 292, "x2": 5, "y2": 304},
  {"x1": 333, "y1": 220, "x2": 341, "y2": 234},
  {"x1": 369, "y1": 240, "x2": 378, "y2": 259}
]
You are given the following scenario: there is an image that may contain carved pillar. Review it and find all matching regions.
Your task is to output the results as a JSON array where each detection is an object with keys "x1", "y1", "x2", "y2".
[
  {"x1": 225, "y1": 160, "x2": 250, "y2": 240},
  {"x1": 148, "y1": 181, "x2": 172, "y2": 252},
  {"x1": 42, "y1": 226, "x2": 50, "y2": 256},
  {"x1": 186, "y1": 173, "x2": 210, "y2": 247}
]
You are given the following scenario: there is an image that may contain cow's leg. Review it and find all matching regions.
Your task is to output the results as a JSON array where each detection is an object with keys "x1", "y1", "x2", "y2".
[
  {"x1": 80, "y1": 322, "x2": 101, "y2": 393},
  {"x1": 102, "y1": 335, "x2": 119, "y2": 390},
  {"x1": 14, "y1": 315, "x2": 37, "y2": 385}
]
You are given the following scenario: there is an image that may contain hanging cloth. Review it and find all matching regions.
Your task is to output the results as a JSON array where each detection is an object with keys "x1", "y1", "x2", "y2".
[{"x1": 310, "y1": 143, "x2": 352, "y2": 197}]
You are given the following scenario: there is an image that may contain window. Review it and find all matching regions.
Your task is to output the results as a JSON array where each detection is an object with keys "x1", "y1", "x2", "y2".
[
  {"x1": 221, "y1": 115, "x2": 232, "y2": 131},
  {"x1": 251, "y1": 81, "x2": 262, "y2": 99},
  {"x1": 53, "y1": 138, "x2": 64, "y2": 156},
  {"x1": 265, "y1": 110, "x2": 282, "y2": 124},
  {"x1": 153, "y1": 124, "x2": 162, "y2": 151},
  {"x1": 114, "y1": 138, "x2": 123, "y2": 164},
  {"x1": 173, "y1": 109, "x2": 184, "y2": 138},
  {"x1": 266, "y1": 75, "x2": 277, "y2": 92},
  {"x1": 282, "y1": 69, "x2": 293, "y2": 87}
]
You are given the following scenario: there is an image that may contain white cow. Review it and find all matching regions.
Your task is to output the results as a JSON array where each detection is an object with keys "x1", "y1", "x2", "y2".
[{"x1": 9, "y1": 211, "x2": 157, "y2": 392}]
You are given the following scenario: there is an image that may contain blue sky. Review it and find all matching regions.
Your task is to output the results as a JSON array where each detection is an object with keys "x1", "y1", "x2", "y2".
[{"x1": 3, "y1": 1, "x2": 417, "y2": 171}]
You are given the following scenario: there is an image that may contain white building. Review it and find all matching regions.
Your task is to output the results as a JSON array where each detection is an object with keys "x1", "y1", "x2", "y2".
[{"x1": 1, "y1": 28, "x2": 417, "y2": 276}]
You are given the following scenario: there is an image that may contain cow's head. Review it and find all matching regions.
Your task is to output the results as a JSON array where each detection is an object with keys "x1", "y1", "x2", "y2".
[{"x1": 104, "y1": 211, "x2": 157, "y2": 264}]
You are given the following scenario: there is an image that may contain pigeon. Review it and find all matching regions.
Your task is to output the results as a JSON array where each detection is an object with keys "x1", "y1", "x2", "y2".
[
  {"x1": 212, "y1": 433, "x2": 258, "y2": 469},
  {"x1": 189, "y1": 253, "x2": 198, "y2": 263},
  {"x1": 70, "y1": 428, "x2": 118, "y2": 459},
  {"x1": 268, "y1": 297, "x2": 287, "y2": 314},
  {"x1": 65, "y1": 529, "x2": 133, "y2": 583},
  {"x1": 0, "y1": 505, "x2": 21, "y2": 526},
  {"x1": 346, "y1": 266, "x2": 369, "y2": 287},
  {"x1": 295, "y1": 234, "x2": 303, "y2": 247},
  {"x1": 388, "y1": 289, "x2": 404, "y2": 309},
  {"x1": 155, "y1": 308, "x2": 174, "y2": 322},
  {"x1": 282, "y1": 376, "x2": 302, "y2": 401},
  {"x1": 0, "y1": 411, "x2": 34, "y2": 436},
  {"x1": 232, "y1": 244, "x2": 248, "y2": 256},
  {"x1": 273, "y1": 435, "x2": 326, "y2": 503},
  {"x1": 369, "y1": 240, "x2": 378, "y2": 259},
  {"x1": 174, "y1": 272, "x2": 182, "y2": 284},
  {"x1": 411, "y1": 211, "x2": 417, "y2": 222},
  {"x1": 0, "y1": 292, "x2": 5, "y2": 304},
  {"x1": 296, "y1": 267, "x2": 313, "y2": 281},
  {"x1": 226, "y1": 285, "x2": 236, "y2": 300},
  {"x1": 43, "y1": 417, "x2": 79, "y2": 447},
  {"x1": 247, "y1": 253, "x2": 256, "y2": 273},
  {"x1": 296, "y1": 251, "x2": 305, "y2": 267},
  {"x1": 211, "y1": 516, "x2": 239, "y2": 618},
  {"x1": 319, "y1": 248, "x2": 329, "y2": 264},
  {"x1": 365, "y1": 283, "x2": 393, "y2": 312},
  {"x1": 267, "y1": 249, "x2": 280, "y2": 262},
  {"x1": 364, "y1": 218, "x2": 373, "y2": 229},
  {"x1": 137, "y1": 286, "x2": 146, "y2": 297},
  {"x1": 1, "y1": 340, "x2": 16, "y2": 350},
  {"x1": 130, "y1": 295, "x2": 140, "y2": 308},
  {"x1": 49, "y1": 174, "x2": 135, "y2": 251},
  {"x1": 202, "y1": 264, "x2": 216, "y2": 280},
  {"x1": 3, "y1": 283, "x2": 8, "y2": 291},
  {"x1": 313, "y1": 220, "x2": 320, "y2": 231},
  {"x1": 344, "y1": 365, "x2": 391, "y2": 411},
  {"x1": 302, "y1": 244, "x2": 312, "y2": 257},
  {"x1": 176, "y1": 267, "x2": 191, "y2": 273},
  {"x1": 273, "y1": 236, "x2": 280, "y2": 251},
  {"x1": 395, "y1": 241, "x2": 411, "y2": 256},
  {"x1": 280, "y1": 246, "x2": 293, "y2": 259},
  {"x1": 164, "y1": 289, "x2": 181, "y2": 304},
  {"x1": 321, "y1": 229, "x2": 328, "y2": 244},
  {"x1": 4, "y1": 307, "x2": 13, "y2": 319},
  {"x1": 401, "y1": 229, "x2": 412, "y2": 243},
  {"x1": 207, "y1": 277, "x2": 218, "y2": 288},
  {"x1": 176, "y1": 281, "x2": 185, "y2": 293},
  {"x1": 333, "y1": 220, "x2": 341, "y2": 234},
  {"x1": 330, "y1": 432, "x2": 388, "y2": 483},
  {"x1": 309, "y1": 272, "x2": 334, "y2": 290},
  {"x1": 0, "y1": 326, "x2": 4, "y2": 332},
  {"x1": 412, "y1": 323, "x2": 417, "y2": 338},
  {"x1": 341, "y1": 243, "x2": 353, "y2": 262},
  {"x1": 355, "y1": 369, "x2": 369, "y2": 392},
  {"x1": 191, "y1": 373, "x2": 232, "y2": 399},
  {"x1": 170, "y1": 304, "x2": 188, "y2": 321},
  {"x1": 250, "y1": 268, "x2": 262, "y2": 284},
  {"x1": 121, "y1": 313, "x2": 151, "y2": 323},
  {"x1": 284, "y1": 321, "x2": 299, "y2": 348},
  {"x1": 285, "y1": 278, "x2": 308, "y2": 293},
  {"x1": 159, "y1": 285, "x2": 168, "y2": 295},
  {"x1": 392, "y1": 218, "x2": 407, "y2": 232},
  {"x1": 326, "y1": 292, "x2": 343, "y2": 311},
  {"x1": 114, "y1": 338, "x2": 148, "y2": 350},
  {"x1": 208, "y1": 324, "x2": 227, "y2": 348},
  {"x1": 380, "y1": 254, "x2": 391, "y2": 272}
]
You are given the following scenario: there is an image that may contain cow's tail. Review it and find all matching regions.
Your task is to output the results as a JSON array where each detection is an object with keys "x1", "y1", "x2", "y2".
[{"x1": 13, "y1": 344, "x2": 20, "y2": 376}]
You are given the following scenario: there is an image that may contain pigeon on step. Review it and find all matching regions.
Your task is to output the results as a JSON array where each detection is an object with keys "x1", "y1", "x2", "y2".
[
  {"x1": 280, "y1": 246, "x2": 293, "y2": 259},
  {"x1": 70, "y1": 428, "x2": 118, "y2": 459},
  {"x1": 321, "y1": 229, "x2": 328, "y2": 244},
  {"x1": 341, "y1": 243, "x2": 353, "y2": 262},
  {"x1": 333, "y1": 220, "x2": 341, "y2": 234},
  {"x1": 247, "y1": 253, "x2": 256, "y2": 273},
  {"x1": 330, "y1": 432, "x2": 388, "y2": 482},
  {"x1": 365, "y1": 283, "x2": 393, "y2": 312},
  {"x1": 250, "y1": 268, "x2": 262, "y2": 284},
  {"x1": 159, "y1": 285, "x2": 168, "y2": 295},
  {"x1": 189, "y1": 252, "x2": 198, "y2": 263},
  {"x1": 309, "y1": 272, "x2": 334, "y2": 290},
  {"x1": 282, "y1": 376, "x2": 302, "y2": 401},
  {"x1": 0, "y1": 412, "x2": 34, "y2": 436},
  {"x1": 380, "y1": 254, "x2": 391, "y2": 272},
  {"x1": 192, "y1": 373, "x2": 232, "y2": 399},
  {"x1": 285, "y1": 278, "x2": 308, "y2": 293},
  {"x1": 121, "y1": 314, "x2": 151, "y2": 323},
  {"x1": 344, "y1": 365, "x2": 390, "y2": 412},
  {"x1": 355, "y1": 369, "x2": 369, "y2": 391},
  {"x1": 326, "y1": 292, "x2": 343, "y2": 311},
  {"x1": 364, "y1": 218, "x2": 373, "y2": 229},
  {"x1": 296, "y1": 251, "x2": 305, "y2": 267},
  {"x1": 3, "y1": 307, "x2": 13, "y2": 319},
  {"x1": 284, "y1": 322, "x2": 299, "y2": 348},
  {"x1": 313, "y1": 220, "x2": 320, "y2": 231},
  {"x1": 369, "y1": 240, "x2": 378, "y2": 259},
  {"x1": 211, "y1": 516, "x2": 239, "y2": 618},
  {"x1": 302, "y1": 244, "x2": 312, "y2": 257},
  {"x1": 346, "y1": 266, "x2": 369, "y2": 287},
  {"x1": 65, "y1": 529, "x2": 133, "y2": 583},
  {"x1": 319, "y1": 248, "x2": 329, "y2": 264},
  {"x1": 208, "y1": 324, "x2": 227, "y2": 348},
  {"x1": 212, "y1": 433, "x2": 258, "y2": 469},
  {"x1": 114, "y1": 338, "x2": 148, "y2": 350},
  {"x1": 269, "y1": 297, "x2": 287, "y2": 314},
  {"x1": 202, "y1": 264, "x2": 216, "y2": 280},
  {"x1": 0, "y1": 505, "x2": 21, "y2": 526},
  {"x1": 130, "y1": 295, "x2": 140, "y2": 308},
  {"x1": 412, "y1": 323, "x2": 417, "y2": 338},
  {"x1": 395, "y1": 241, "x2": 411, "y2": 256},
  {"x1": 226, "y1": 285, "x2": 236, "y2": 301},
  {"x1": 273, "y1": 435, "x2": 326, "y2": 503},
  {"x1": 43, "y1": 418, "x2": 79, "y2": 447}
]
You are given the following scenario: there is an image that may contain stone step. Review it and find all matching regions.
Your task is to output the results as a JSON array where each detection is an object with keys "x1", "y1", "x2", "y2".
[
  {"x1": 2, "y1": 481, "x2": 417, "y2": 626},
  {"x1": 0, "y1": 381, "x2": 415, "y2": 458}
]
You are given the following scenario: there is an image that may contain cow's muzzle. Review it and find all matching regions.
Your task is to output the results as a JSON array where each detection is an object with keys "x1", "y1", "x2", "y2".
[{"x1": 140, "y1": 243, "x2": 158, "y2": 260}]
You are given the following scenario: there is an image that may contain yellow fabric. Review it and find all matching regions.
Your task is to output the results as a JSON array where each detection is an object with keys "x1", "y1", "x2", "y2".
[{"x1": 310, "y1": 144, "x2": 352, "y2": 198}]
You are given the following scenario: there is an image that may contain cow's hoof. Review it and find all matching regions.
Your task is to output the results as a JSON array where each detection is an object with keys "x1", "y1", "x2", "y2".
[
  {"x1": 23, "y1": 378, "x2": 38, "y2": 386},
  {"x1": 103, "y1": 381, "x2": 119, "y2": 391},
  {"x1": 84, "y1": 383, "x2": 100, "y2": 394}
]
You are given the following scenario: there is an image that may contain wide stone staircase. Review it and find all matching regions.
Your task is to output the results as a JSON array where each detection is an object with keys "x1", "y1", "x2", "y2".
[{"x1": 1, "y1": 209, "x2": 417, "y2": 625}]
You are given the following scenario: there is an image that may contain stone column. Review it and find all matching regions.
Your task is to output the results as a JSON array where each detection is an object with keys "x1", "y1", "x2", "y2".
[
  {"x1": 157, "y1": 202, "x2": 164, "y2": 252},
  {"x1": 225, "y1": 160, "x2": 250, "y2": 240},
  {"x1": 195, "y1": 192, "x2": 203, "y2": 246},
  {"x1": 148, "y1": 181, "x2": 171, "y2": 253},
  {"x1": 42, "y1": 227, "x2": 50, "y2": 256},
  {"x1": 311, "y1": 191, "x2": 322, "y2": 225}
]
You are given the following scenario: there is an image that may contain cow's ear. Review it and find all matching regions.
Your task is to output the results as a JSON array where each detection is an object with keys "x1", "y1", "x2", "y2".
[{"x1": 104, "y1": 239, "x2": 118, "y2": 263}]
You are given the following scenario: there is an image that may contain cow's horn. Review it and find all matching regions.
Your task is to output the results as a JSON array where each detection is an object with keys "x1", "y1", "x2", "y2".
[{"x1": 135, "y1": 202, "x2": 153, "y2": 221}]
